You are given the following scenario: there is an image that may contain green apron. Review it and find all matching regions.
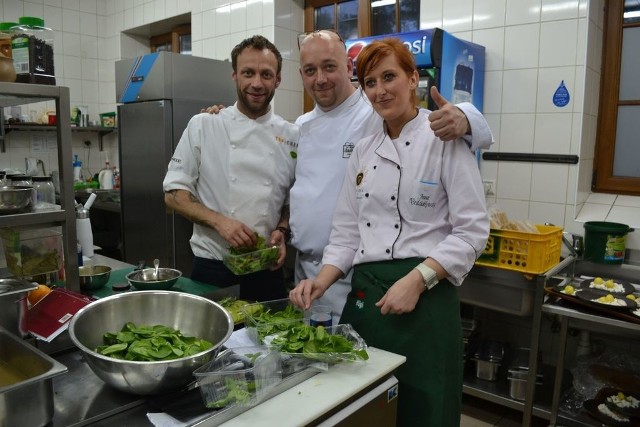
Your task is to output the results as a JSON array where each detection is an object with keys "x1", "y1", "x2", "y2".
[{"x1": 341, "y1": 258, "x2": 463, "y2": 427}]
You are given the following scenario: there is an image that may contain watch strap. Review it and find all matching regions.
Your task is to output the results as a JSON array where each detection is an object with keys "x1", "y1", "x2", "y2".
[{"x1": 414, "y1": 263, "x2": 439, "y2": 290}]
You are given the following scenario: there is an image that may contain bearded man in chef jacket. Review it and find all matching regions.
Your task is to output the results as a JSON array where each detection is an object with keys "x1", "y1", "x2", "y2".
[
  {"x1": 289, "y1": 30, "x2": 494, "y2": 324},
  {"x1": 163, "y1": 35, "x2": 297, "y2": 302}
]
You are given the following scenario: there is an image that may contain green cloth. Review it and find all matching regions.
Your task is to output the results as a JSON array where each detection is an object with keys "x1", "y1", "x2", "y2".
[
  {"x1": 89, "y1": 267, "x2": 218, "y2": 298},
  {"x1": 341, "y1": 258, "x2": 463, "y2": 427}
]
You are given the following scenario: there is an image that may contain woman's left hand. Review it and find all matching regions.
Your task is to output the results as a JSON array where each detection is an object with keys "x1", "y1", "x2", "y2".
[{"x1": 375, "y1": 270, "x2": 424, "y2": 314}]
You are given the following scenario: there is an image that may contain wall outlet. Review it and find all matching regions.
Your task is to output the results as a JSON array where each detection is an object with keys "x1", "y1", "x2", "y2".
[{"x1": 483, "y1": 179, "x2": 495, "y2": 196}]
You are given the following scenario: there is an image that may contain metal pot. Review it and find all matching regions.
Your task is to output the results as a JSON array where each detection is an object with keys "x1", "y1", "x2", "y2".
[{"x1": 0, "y1": 278, "x2": 37, "y2": 337}]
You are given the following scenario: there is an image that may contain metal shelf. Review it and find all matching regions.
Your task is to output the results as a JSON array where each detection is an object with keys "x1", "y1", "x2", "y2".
[
  {"x1": 0, "y1": 82, "x2": 80, "y2": 289},
  {"x1": 2, "y1": 124, "x2": 117, "y2": 151}
]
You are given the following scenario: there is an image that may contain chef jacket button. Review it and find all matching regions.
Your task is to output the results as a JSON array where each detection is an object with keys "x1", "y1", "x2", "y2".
[
  {"x1": 391, "y1": 195, "x2": 396, "y2": 201},
  {"x1": 231, "y1": 177, "x2": 236, "y2": 182},
  {"x1": 397, "y1": 165, "x2": 400, "y2": 170},
  {"x1": 394, "y1": 224, "x2": 399, "y2": 229},
  {"x1": 313, "y1": 260, "x2": 319, "y2": 265},
  {"x1": 405, "y1": 141, "x2": 410, "y2": 146},
  {"x1": 385, "y1": 249, "x2": 390, "y2": 254},
  {"x1": 262, "y1": 212, "x2": 267, "y2": 216},
  {"x1": 366, "y1": 222, "x2": 370, "y2": 227},
  {"x1": 365, "y1": 193, "x2": 369, "y2": 197},
  {"x1": 361, "y1": 249, "x2": 364, "y2": 254},
  {"x1": 231, "y1": 209, "x2": 236, "y2": 215},
  {"x1": 270, "y1": 151, "x2": 274, "y2": 155},
  {"x1": 231, "y1": 144, "x2": 236, "y2": 149},
  {"x1": 373, "y1": 165, "x2": 376, "y2": 169},
  {"x1": 265, "y1": 180, "x2": 271, "y2": 185}
]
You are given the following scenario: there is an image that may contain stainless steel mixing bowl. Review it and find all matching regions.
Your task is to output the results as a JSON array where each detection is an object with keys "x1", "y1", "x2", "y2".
[
  {"x1": 68, "y1": 291, "x2": 234, "y2": 395},
  {"x1": 126, "y1": 267, "x2": 181, "y2": 290},
  {"x1": 78, "y1": 265, "x2": 112, "y2": 291},
  {"x1": 0, "y1": 186, "x2": 32, "y2": 214}
]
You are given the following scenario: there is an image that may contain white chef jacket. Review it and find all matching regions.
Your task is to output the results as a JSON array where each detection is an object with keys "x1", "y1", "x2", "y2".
[
  {"x1": 290, "y1": 89, "x2": 493, "y2": 258},
  {"x1": 322, "y1": 109, "x2": 489, "y2": 286},
  {"x1": 163, "y1": 104, "x2": 299, "y2": 261}
]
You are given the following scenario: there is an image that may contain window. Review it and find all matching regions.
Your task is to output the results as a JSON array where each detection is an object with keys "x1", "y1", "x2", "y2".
[
  {"x1": 593, "y1": 0, "x2": 640, "y2": 195},
  {"x1": 150, "y1": 24, "x2": 191, "y2": 55},
  {"x1": 301, "y1": 0, "x2": 420, "y2": 111}
]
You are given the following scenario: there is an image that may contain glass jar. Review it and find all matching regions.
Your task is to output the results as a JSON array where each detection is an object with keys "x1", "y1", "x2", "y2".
[
  {"x1": 0, "y1": 22, "x2": 15, "y2": 58},
  {"x1": 10, "y1": 16, "x2": 55, "y2": 85},
  {"x1": 32, "y1": 175, "x2": 56, "y2": 205}
]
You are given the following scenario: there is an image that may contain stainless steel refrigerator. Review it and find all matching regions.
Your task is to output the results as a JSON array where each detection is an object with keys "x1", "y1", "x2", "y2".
[{"x1": 115, "y1": 52, "x2": 236, "y2": 276}]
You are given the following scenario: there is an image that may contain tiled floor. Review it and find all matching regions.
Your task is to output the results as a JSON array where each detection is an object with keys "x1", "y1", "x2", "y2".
[{"x1": 461, "y1": 395, "x2": 549, "y2": 427}]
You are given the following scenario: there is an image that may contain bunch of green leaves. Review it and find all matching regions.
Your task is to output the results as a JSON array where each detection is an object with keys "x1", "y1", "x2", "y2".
[
  {"x1": 251, "y1": 304, "x2": 304, "y2": 342},
  {"x1": 225, "y1": 233, "x2": 279, "y2": 275},
  {"x1": 270, "y1": 324, "x2": 369, "y2": 362},
  {"x1": 95, "y1": 322, "x2": 213, "y2": 361},
  {"x1": 209, "y1": 377, "x2": 256, "y2": 408},
  {"x1": 219, "y1": 297, "x2": 262, "y2": 324}
]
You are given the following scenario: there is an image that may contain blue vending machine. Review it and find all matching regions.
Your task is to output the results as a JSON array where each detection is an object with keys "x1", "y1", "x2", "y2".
[{"x1": 345, "y1": 28, "x2": 485, "y2": 113}]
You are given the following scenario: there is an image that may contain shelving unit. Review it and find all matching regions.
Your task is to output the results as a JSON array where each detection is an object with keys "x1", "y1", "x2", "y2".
[
  {"x1": 1, "y1": 123, "x2": 117, "y2": 151},
  {"x1": 463, "y1": 256, "x2": 640, "y2": 427},
  {"x1": 460, "y1": 256, "x2": 576, "y2": 427},
  {"x1": 0, "y1": 82, "x2": 80, "y2": 289}
]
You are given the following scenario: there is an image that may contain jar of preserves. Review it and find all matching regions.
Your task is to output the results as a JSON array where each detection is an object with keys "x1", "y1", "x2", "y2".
[
  {"x1": 10, "y1": 17, "x2": 55, "y2": 85},
  {"x1": 0, "y1": 22, "x2": 16, "y2": 58}
]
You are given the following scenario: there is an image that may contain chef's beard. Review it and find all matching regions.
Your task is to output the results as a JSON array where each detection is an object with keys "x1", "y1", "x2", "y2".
[{"x1": 236, "y1": 86, "x2": 275, "y2": 118}]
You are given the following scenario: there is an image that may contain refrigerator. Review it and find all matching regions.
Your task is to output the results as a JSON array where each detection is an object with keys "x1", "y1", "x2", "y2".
[
  {"x1": 345, "y1": 28, "x2": 485, "y2": 113},
  {"x1": 115, "y1": 52, "x2": 236, "y2": 276}
]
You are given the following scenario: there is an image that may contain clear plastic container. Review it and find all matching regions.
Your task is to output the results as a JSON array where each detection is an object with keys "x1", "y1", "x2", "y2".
[
  {"x1": 10, "y1": 17, "x2": 55, "y2": 85},
  {"x1": 31, "y1": 175, "x2": 56, "y2": 208},
  {"x1": 0, "y1": 228, "x2": 63, "y2": 277}
]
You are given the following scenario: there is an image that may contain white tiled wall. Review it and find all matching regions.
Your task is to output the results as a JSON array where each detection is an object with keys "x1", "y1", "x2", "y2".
[{"x1": 1, "y1": 0, "x2": 639, "y2": 255}]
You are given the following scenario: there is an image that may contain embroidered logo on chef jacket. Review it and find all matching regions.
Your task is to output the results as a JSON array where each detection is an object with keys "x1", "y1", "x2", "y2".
[
  {"x1": 354, "y1": 289, "x2": 366, "y2": 310},
  {"x1": 275, "y1": 135, "x2": 298, "y2": 149},
  {"x1": 343, "y1": 142, "x2": 354, "y2": 158}
]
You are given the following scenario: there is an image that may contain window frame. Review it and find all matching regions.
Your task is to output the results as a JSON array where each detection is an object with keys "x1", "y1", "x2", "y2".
[
  {"x1": 593, "y1": 0, "x2": 640, "y2": 195},
  {"x1": 150, "y1": 24, "x2": 191, "y2": 54}
]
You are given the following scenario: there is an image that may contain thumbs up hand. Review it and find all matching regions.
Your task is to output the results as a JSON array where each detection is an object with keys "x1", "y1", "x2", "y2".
[{"x1": 427, "y1": 86, "x2": 471, "y2": 141}]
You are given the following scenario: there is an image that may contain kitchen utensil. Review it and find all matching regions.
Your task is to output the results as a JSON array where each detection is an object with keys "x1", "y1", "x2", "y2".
[
  {"x1": 0, "y1": 326, "x2": 68, "y2": 426},
  {"x1": 68, "y1": 291, "x2": 234, "y2": 395},
  {"x1": 0, "y1": 185, "x2": 32, "y2": 214},
  {"x1": 78, "y1": 265, "x2": 112, "y2": 291},
  {"x1": 153, "y1": 258, "x2": 160, "y2": 280},
  {"x1": 126, "y1": 267, "x2": 181, "y2": 290},
  {"x1": 0, "y1": 277, "x2": 37, "y2": 336}
]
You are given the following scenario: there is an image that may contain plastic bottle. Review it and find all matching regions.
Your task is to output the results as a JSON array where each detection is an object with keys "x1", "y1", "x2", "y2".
[
  {"x1": 10, "y1": 17, "x2": 55, "y2": 85},
  {"x1": 72, "y1": 154, "x2": 82, "y2": 182}
]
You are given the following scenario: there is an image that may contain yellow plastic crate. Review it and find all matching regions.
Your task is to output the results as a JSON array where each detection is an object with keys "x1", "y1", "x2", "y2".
[{"x1": 475, "y1": 225, "x2": 563, "y2": 274}]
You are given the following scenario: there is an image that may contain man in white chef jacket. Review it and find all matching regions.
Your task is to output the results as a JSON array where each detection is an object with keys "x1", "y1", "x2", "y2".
[
  {"x1": 289, "y1": 30, "x2": 494, "y2": 323},
  {"x1": 163, "y1": 35, "x2": 298, "y2": 302}
]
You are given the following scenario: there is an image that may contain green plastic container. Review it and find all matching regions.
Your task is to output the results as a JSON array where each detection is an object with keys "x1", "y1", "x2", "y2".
[{"x1": 583, "y1": 221, "x2": 632, "y2": 264}]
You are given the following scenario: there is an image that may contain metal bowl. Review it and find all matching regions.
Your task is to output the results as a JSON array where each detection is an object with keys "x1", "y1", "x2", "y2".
[
  {"x1": 68, "y1": 291, "x2": 234, "y2": 395},
  {"x1": 0, "y1": 186, "x2": 32, "y2": 214},
  {"x1": 78, "y1": 265, "x2": 112, "y2": 291},
  {"x1": 125, "y1": 267, "x2": 181, "y2": 290}
]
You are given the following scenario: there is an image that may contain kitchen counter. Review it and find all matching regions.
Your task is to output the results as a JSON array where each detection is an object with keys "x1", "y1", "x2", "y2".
[{"x1": 51, "y1": 345, "x2": 405, "y2": 426}]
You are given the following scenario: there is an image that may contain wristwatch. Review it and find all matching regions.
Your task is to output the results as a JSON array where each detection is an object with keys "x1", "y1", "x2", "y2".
[
  {"x1": 276, "y1": 226, "x2": 291, "y2": 243},
  {"x1": 414, "y1": 263, "x2": 439, "y2": 290}
]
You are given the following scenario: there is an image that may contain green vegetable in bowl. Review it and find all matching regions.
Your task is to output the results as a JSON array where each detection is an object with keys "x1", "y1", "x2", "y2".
[
  {"x1": 224, "y1": 233, "x2": 279, "y2": 275},
  {"x1": 219, "y1": 297, "x2": 262, "y2": 324},
  {"x1": 270, "y1": 324, "x2": 369, "y2": 362},
  {"x1": 95, "y1": 322, "x2": 213, "y2": 361}
]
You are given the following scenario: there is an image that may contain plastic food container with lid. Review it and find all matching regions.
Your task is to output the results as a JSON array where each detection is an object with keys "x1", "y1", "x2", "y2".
[{"x1": 10, "y1": 16, "x2": 55, "y2": 85}]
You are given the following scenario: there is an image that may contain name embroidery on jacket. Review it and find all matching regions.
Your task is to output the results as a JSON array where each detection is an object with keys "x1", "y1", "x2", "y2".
[{"x1": 410, "y1": 193, "x2": 436, "y2": 208}]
